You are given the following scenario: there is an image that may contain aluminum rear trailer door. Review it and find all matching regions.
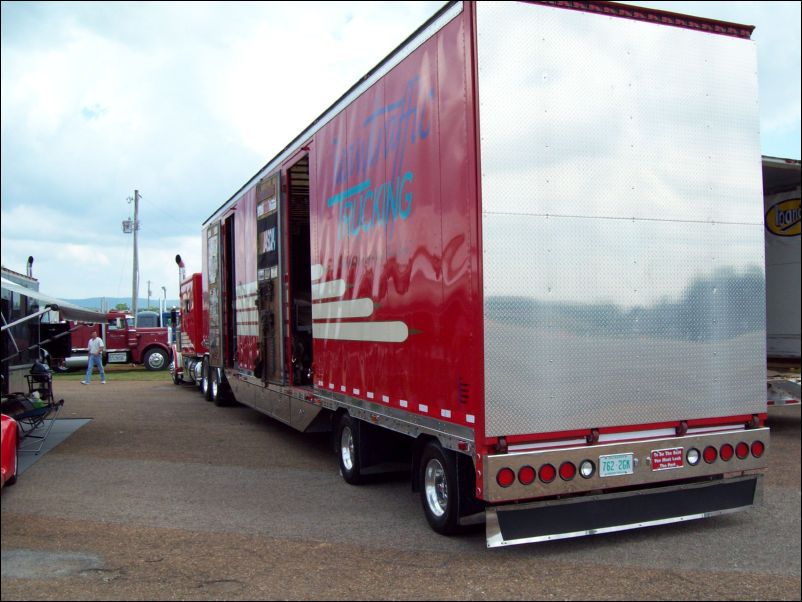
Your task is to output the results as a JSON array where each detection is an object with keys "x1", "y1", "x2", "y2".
[{"x1": 475, "y1": 1, "x2": 767, "y2": 438}]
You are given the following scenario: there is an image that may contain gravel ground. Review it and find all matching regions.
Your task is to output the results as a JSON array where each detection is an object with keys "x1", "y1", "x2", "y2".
[{"x1": 1, "y1": 378, "x2": 800, "y2": 600}]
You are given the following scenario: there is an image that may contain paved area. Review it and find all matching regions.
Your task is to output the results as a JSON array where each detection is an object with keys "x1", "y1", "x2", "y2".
[{"x1": 1, "y1": 378, "x2": 800, "y2": 600}]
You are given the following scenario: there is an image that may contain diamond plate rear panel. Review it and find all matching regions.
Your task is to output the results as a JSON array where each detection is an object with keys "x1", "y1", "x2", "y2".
[{"x1": 476, "y1": 2, "x2": 766, "y2": 437}]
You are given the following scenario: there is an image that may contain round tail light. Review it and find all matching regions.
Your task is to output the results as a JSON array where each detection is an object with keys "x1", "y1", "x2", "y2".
[
  {"x1": 539, "y1": 463, "x2": 556, "y2": 483},
  {"x1": 559, "y1": 461, "x2": 576, "y2": 481},
  {"x1": 751, "y1": 441, "x2": 765, "y2": 458},
  {"x1": 579, "y1": 460, "x2": 595, "y2": 478},
  {"x1": 497, "y1": 467, "x2": 515, "y2": 488},
  {"x1": 686, "y1": 448, "x2": 701, "y2": 466},
  {"x1": 703, "y1": 446, "x2": 717, "y2": 464},
  {"x1": 720, "y1": 443, "x2": 734, "y2": 461},
  {"x1": 518, "y1": 465, "x2": 536, "y2": 486},
  {"x1": 735, "y1": 442, "x2": 749, "y2": 459}
]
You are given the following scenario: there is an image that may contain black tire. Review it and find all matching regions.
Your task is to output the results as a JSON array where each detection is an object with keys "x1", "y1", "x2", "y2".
[
  {"x1": 170, "y1": 361, "x2": 181, "y2": 385},
  {"x1": 201, "y1": 358, "x2": 211, "y2": 399},
  {"x1": 336, "y1": 414, "x2": 363, "y2": 485},
  {"x1": 143, "y1": 348, "x2": 168, "y2": 371},
  {"x1": 211, "y1": 367, "x2": 228, "y2": 406},
  {"x1": 203, "y1": 366, "x2": 220, "y2": 404},
  {"x1": 419, "y1": 441, "x2": 461, "y2": 535}
]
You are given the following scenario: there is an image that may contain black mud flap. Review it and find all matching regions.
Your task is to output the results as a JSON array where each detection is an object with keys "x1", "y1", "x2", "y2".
[{"x1": 486, "y1": 476, "x2": 759, "y2": 548}]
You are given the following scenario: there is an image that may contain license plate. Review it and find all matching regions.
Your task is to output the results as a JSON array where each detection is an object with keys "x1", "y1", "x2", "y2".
[
  {"x1": 599, "y1": 453, "x2": 634, "y2": 477},
  {"x1": 651, "y1": 447, "x2": 684, "y2": 471},
  {"x1": 107, "y1": 352, "x2": 127, "y2": 363}
]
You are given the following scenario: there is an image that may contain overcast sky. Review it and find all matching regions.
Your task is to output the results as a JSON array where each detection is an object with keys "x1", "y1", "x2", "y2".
[{"x1": 2, "y1": 1, "x2": 800, "y2": 303}]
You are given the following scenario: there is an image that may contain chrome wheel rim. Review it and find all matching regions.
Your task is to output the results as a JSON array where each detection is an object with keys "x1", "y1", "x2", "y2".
[
  {"x1": 211, "y1": 371, "x2": 219, "y2": 398},
  {"x1": 340, "y1": 426, "x2": 355, "y2": 472},
  {"x1": 201, "y1": 366, "x2": 208, "y2": 394},
  {"x1": 149, "y1": 352, "x2": 166, "y2": 370},
  {"x1": 424, "y1": 458, "x2": 448, "y2": 518}
]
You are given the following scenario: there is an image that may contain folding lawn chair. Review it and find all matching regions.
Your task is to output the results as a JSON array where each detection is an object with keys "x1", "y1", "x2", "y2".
[{"x1": 3, "y1": 393, "x2": 64, "y2": 454}]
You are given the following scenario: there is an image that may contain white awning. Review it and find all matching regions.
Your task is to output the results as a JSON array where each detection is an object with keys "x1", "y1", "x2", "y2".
[{"x1": 1, "y1": 278, "x2": 106, "y2": 324}]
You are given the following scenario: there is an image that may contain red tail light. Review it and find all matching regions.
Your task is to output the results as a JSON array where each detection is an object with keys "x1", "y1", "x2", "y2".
[
  {"x1": 703, "y1": 446, "x2": 717, "y2": 464},
  {"x1": 735, "y1": 442, "x2": 749, "y2": 459},
  {"x1": 559, "y1": 461, "x2": 576, "y2": 481},
  {"x1": 720, "y1": 443, "x2": 734, "y2": 461},
  {"x1": 497, "y1": 467, "x2": 515, "y2": 488},
  {"x1": 518, "y1": 465, "x2": 536, "y2": 486},
  {"x1": 751, "y1": 441, "x2": 765, "y2": 458},
  {"x1": 539, "y1": 463, "x2": 556, "y2": 483}
]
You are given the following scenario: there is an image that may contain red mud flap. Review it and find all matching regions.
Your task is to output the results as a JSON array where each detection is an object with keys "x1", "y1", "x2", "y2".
[{"x1": 485, "y1": 475, "x2": 760, "y2": 548}]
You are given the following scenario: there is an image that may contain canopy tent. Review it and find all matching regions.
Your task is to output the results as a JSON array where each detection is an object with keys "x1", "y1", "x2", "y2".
[{"x1": 1, "y1": 278, "x2": 106, "y2": 326}]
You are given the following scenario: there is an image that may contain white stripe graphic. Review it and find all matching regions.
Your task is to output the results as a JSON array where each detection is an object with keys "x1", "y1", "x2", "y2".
[
  {"x1": 312, "y1": 280, "x2": 347, "y2": 300},
  {"x1": 313, "y1": 321, "x2": 408, "y2": 343},
  {"x1": 313, "y1": 298, "x2": 374, "y2": 320},
  {"x1": 310, "y1": 264, "x2": 326, "y2": 281},
  {"x1": 236, "y1": 282, "x2": 258, "y2": 296}
]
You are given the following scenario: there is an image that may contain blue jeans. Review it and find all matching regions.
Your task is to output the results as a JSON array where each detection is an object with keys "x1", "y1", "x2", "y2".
[{"x1": 84, "y1": 354, "x2": 105, "y2": 382}]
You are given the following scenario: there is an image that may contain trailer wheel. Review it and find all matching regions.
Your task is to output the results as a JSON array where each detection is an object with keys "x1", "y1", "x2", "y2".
[
  {"x1": 419, "y1": 441, "x2": 460, "y2": 535},
  {"x1": 202, "y1": 359, "x2": 212, "y2": 401},
  {"x1": 211, "y1": 367, "x2": 227, "y2": 406},
  {"x1": 144, "y1": 348, "x2": 168, "y2": 371},
  {"x1": 208, "y1": 367, "x2": 219, "y2": 403},
  {"x1": 336, "y1": 414, "x2": 363, "y2": 485},
  {"x1": 193, "y1": 359, "x2": 204, "y2": 389}
]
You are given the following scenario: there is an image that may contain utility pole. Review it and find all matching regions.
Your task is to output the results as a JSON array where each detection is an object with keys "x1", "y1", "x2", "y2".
[
  {"x1": 161, "y1": 286, "x2": 167, "y2": 327},
  {"x1": 123, "y1": 190, "x2": 140, "y2": 323},
  {"x1": 147, "y1": 280, "x2": 152, "y2": 312},
  {"x1": 132, "y1": 190, "x2": 140, "y2": 323}
]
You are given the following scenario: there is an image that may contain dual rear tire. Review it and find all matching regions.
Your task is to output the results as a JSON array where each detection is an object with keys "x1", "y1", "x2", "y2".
[
  {"x1": 335, "y1": 413, "x2": 462, "y2": 535},
  {"x1": 419, "y1": 441, "x2": 461, "y2": 535},
  {"x1": 200, "y1": 359, "x2": 222, "y2": 404},
  {"x1": 336, "y1": 414, "x2": 363, "y2": 485}
]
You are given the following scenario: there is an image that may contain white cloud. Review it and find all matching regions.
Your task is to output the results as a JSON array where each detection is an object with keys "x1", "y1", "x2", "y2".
[{"x1": 1, "y1": 1, "x2": 798, "y2": 302}]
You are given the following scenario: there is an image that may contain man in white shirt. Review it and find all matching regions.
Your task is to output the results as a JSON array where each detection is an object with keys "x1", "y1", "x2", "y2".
[{"x1": 82, "y1": 330, "x2": 106, "y2": 384}]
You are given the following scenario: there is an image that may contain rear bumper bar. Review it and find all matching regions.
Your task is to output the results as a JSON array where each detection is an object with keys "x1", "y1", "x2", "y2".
[
  {"x1": 484, "y1": 428, "x2": 769, "y2": 502},
  {"x1": 486, "y1": 475, "x2": 760, "y2": 548}
]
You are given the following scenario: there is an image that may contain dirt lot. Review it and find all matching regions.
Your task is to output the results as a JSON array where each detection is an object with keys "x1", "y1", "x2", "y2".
[{"x1": 2, "y1": 378, "x2": 800, "y2": 600}]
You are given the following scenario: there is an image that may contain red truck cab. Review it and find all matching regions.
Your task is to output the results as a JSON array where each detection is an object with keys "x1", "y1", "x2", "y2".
[
  {"x1": 62, "y1": 310, "x2": 171, "y2": 371},
  {"x1": 171, "y1": 272, "x2": 212, "y2": 392}
]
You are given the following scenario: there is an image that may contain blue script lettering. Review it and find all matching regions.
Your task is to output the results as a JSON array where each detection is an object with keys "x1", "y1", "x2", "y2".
[
  {"x1": 332, "y1": 76, "x2": 433, "y2": 187},
  {"x1": 327, "y1": 172, "x2": 414, "y2": 240}
]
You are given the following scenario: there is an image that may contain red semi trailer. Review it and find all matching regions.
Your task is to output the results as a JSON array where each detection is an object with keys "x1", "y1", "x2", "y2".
[{"x1": 188, "y1": 1, "x2": 769, "y2": 546}]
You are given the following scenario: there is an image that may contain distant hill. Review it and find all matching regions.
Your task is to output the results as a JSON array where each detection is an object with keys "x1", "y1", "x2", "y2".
[{"x1": 64, "y1": 297, "x2": 180, "y2": 312}]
